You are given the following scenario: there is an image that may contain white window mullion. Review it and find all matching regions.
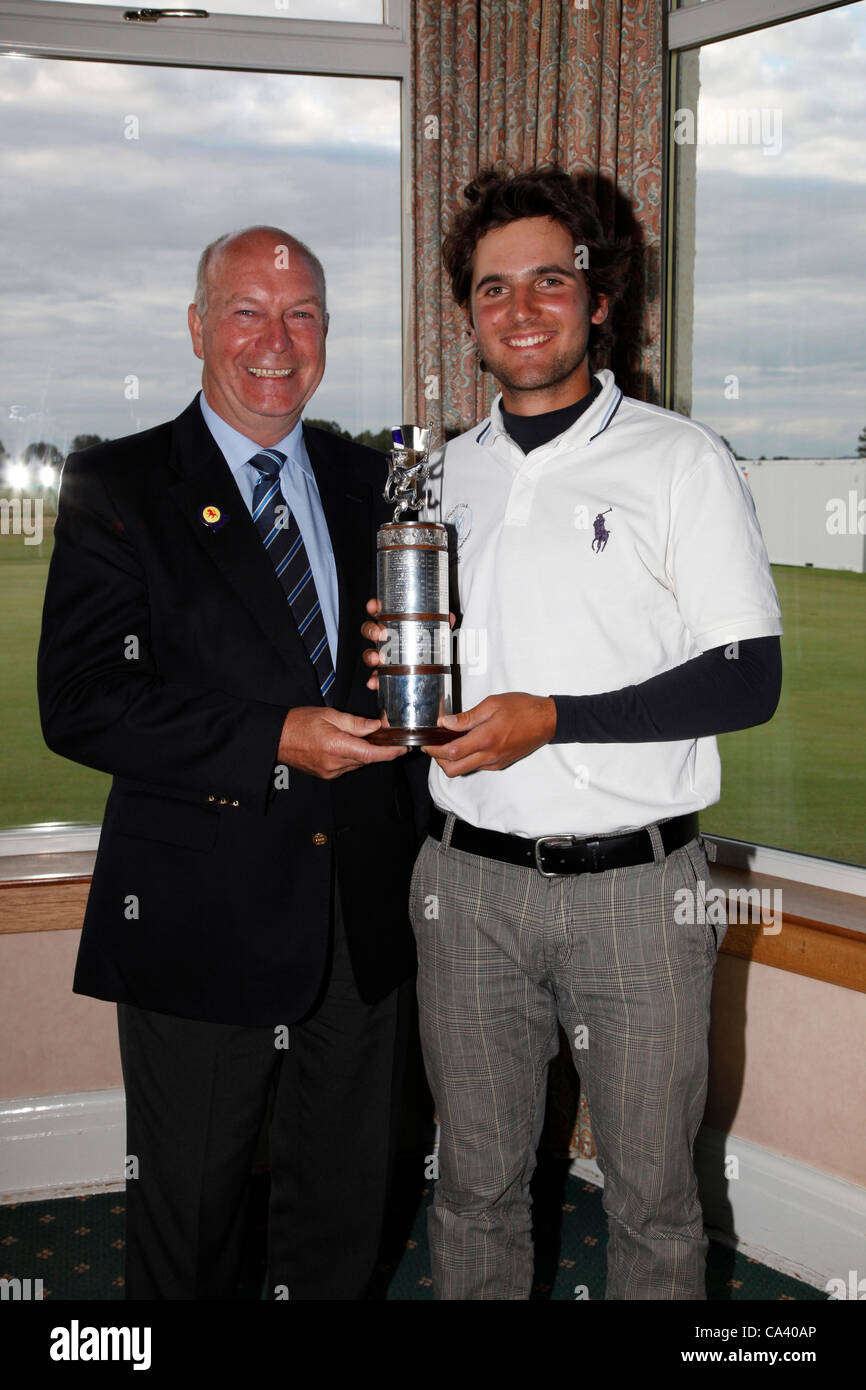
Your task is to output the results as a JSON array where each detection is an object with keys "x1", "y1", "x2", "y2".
[
  {"x1": 668, "y1": 0, "x2": 853, "y2": 51},
  {"x1": 0, "y1": 1, "x2": 409, "y2": 74}
]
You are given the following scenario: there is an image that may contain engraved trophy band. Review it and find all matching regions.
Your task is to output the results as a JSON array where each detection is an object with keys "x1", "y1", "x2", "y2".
[{"x1": 368, "y1": 426, "x2": 456, "y2": 746}]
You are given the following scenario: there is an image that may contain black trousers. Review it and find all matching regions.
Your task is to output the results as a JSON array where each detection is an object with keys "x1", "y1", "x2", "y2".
[{"x1": 117, "y1": 902, "x2": 408, "y2": 1300}]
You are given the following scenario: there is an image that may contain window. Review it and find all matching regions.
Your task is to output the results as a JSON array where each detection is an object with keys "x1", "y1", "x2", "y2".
[
  {"x1": 668, "y1": 0, "x2": 866, "y2": 867},
  {"x1": 0, "y1": 1, "x2": 408, "y2": 834}
]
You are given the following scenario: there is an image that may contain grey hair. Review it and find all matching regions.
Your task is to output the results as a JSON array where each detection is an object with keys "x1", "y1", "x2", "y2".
[{"x1": 193, "y1": 226, "x2": 328, "y2": 318}]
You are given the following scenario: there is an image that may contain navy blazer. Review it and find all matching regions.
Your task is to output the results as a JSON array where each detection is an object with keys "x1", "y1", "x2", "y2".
[{"x1": 38, "y1": 398, "x2": 423, "y2": 1026}]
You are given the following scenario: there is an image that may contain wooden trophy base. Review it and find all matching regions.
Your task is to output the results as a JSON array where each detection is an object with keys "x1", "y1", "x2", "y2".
[{"x1": 367, "y1": 725, "x2": 460, "y2": 747}]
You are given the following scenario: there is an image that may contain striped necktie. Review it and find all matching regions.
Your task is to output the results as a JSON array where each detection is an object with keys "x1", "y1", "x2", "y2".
[{"x1": 249, "y1": 448, "x2": 335, "y2": 704}]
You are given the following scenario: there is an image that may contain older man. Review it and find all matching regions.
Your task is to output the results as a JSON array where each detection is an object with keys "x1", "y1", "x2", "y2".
[{"x1": 38, "y1": 226, "x2": 420, "y2": 1300}]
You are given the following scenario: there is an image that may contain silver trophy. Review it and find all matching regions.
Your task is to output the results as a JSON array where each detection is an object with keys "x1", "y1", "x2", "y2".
[{"x1": 368, "y1": 425, "x2": 455, "y2": 746}]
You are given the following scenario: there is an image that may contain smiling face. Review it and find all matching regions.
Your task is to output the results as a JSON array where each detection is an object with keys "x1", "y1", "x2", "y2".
[
  {"x1": 466, "y1": 216, "x2": 609, "y2": 415},
  {"x1": 188, "y1": 229, "x2": 328, "y2": 446}
]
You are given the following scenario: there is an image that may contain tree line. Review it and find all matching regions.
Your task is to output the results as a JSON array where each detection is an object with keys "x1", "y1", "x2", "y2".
[
  {"x1": 1, "y1": 423, "x2": 396, "y2": 469},
  {"x1": 715, "y1": 433, "x2": 866, "y2": 461},
  {"x1": 0, "y1": 436, "x2": 106, "y2": 467},
  {"x1": 5, "y1": 427, "x2": 866, "y2": 465}
]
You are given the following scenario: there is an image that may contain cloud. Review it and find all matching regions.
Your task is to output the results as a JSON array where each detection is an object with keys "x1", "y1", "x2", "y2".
[
  {"x1": 3, "y1": 4, "x2": 865, "y2": 462},
  {"x1": 681, "y1": 3, "x2": 866, "y2": 458},
  {"x1": 0, "y1": 59, "x2": 401, "y2": 454}
]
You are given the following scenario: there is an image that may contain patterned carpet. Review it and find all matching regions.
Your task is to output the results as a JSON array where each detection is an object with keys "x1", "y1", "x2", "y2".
[
  {"x1": 385, "y1": 1176, "x2": 826, "y2": 1300},
  {"x1": 0, "y1": 1171, "x2": 825, "y2": 1302}
]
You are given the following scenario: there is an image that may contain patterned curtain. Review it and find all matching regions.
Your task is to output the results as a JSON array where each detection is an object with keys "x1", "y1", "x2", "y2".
[
  {"x1": 409, "y1": 0, "x2": 665, "y2": 1163},
  {"x1": 409, "y1": 0, "x2": 664, "y2": 439}
]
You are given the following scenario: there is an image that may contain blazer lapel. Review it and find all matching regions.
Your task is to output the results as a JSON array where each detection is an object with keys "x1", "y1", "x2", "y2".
[{"x1": 164, "y1": 400, "x2": 322, "y2": 704}]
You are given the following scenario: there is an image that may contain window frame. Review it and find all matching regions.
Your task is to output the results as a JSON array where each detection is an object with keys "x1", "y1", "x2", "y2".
[
  {"x1": 662, "y1": 0, "x2": 866, "y2": 894},
  {"x1": 0, "y1": 0, "x2": 411, "y2": 853},
  {"x1": 666, "y1": 0, "x2": 854, "y2": 48},
  {"x1": 2, "y1": 0, "x2": 864, "y2": 899},
  {"x1": 0, "y1": 0, "x2": 409, "y2": 64}
]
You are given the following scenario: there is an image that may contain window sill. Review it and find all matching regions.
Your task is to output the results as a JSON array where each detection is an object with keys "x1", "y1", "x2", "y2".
[
  {"x1": 709, "y1": 862, "x2": 866, "y2": 993},
  {"x1": 1, "y1": 842, "x2": 863, "y2": 993}
]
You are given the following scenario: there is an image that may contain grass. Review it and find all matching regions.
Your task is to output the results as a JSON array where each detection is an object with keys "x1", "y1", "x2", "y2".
[
  {"x1": 0, "y1": 505, "x2": 109, "y2": 827},
  {"x1": 703, "y1": 566, "x2": 865, "y2": 865},
  {"x1": 1, "y1": 505, "x2": 863, "y2": 864}
]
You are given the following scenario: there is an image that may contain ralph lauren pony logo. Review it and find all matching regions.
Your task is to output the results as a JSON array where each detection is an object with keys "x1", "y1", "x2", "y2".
[{"x1": 592, "y1": 509, "x2": 612, "y2": 553}]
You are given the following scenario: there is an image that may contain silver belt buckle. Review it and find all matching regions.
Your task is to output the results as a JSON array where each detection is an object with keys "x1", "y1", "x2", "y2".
[{"x1": 534, "y1": 835, "x2": 575, "y2": 877}]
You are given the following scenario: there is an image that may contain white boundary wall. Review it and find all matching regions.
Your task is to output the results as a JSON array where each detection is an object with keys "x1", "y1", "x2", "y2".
[{"x1": 743, "y1": 458, "x2": 865, "y2": 573}]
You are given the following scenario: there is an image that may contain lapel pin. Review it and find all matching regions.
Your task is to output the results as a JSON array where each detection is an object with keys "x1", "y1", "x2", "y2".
[{"x1": 201, "y1": 505, "x2": 228, "y2": 530}]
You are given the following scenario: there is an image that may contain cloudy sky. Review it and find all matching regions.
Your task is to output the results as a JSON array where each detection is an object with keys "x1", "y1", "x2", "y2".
[
  {"x1": 1, "y1": 2, "x2": 864, "y2": 464},
  {"x1": 687, "y1": 0, "x2": 866, "y2": 458},
  {"x1": 0, "y1": 56, "x2": 401, "y2": 457}
]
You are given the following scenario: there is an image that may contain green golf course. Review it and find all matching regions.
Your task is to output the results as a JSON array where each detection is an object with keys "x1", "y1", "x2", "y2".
[{"x1": 1, "y1": 502, "x2": 863, "y2": 866}]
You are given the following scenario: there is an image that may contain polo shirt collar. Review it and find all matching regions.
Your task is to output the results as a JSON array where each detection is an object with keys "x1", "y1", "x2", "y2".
[{"x1": 479, "y1": 369, "x2": 622, "y2": 453}]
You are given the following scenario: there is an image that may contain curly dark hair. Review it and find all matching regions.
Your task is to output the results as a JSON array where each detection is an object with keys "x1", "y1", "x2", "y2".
[{"x1": 442, "y1": 166, "x2": 633, "y2": 369}]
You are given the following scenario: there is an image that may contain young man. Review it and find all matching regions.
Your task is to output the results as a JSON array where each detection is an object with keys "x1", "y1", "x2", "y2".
[
  {"x1": 39, "y1": 226, "x2": 420, "y2": 1300},
  {"x1": 366, "y1": 168, "x2": 782, "y2": 1300}
]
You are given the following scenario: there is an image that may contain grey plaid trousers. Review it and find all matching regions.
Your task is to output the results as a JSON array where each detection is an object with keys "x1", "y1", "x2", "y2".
[{"x1": 409, "y1": 812, "x2": 724, "y2": 1301}]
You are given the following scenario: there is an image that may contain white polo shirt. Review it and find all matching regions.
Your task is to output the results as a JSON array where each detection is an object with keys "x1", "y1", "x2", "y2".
[{"x1": 423, "y1": 369, "x2": 783, "y2": 837}]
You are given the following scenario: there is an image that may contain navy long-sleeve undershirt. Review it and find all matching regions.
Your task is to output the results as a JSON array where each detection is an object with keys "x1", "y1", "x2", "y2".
[{"x1": 550, "y1": 636, "x2": 782, "y2": 744}]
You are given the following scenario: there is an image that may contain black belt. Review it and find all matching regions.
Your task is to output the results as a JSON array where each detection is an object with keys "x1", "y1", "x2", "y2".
[{"x1": 428, "y1": 807, "x2": 699, "y2": 878}]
